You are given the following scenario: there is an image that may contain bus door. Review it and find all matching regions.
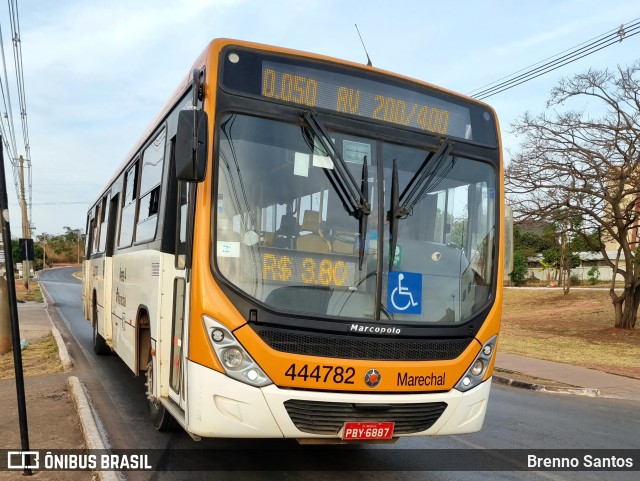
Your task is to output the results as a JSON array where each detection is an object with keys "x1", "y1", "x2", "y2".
[
  {"x1": 103, "y1": 192, "x2": 120, "y2": 343},
  {"x1": 168, "y1": 181, "x2": 193, "y2": 406}
]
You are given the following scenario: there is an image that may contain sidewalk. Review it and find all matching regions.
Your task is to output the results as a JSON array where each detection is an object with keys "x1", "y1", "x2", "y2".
[
  {"x1": 495, "y1": 352, "x2": 640, "y2": 401},
  {"x1": 0, "y1": 302, "x2": 88, "y2": 481}
]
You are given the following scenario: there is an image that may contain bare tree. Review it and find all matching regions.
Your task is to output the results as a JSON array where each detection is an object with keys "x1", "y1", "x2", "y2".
[{"x1": 506, "y1": 62, "x2": 640, "y2": 329}]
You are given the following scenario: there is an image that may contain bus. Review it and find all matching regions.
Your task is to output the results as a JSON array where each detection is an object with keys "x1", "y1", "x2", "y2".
[{"x1": 83, "y1": 38, "x2": 509, "y2": 441}]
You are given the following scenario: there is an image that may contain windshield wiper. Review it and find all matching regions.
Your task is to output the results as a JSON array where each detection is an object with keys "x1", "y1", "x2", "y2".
[
  {"x1": 400, "y1": 139, "x2": 454, "y2": 213},
  {"x1": 301, "y1": 111, "x2": 371, "y2": 269},
  {"x1": 387, "y1": 139, "x2": 455, "y2": 271},
  {"x1": 359, "y1": 157, "x2": 368, "y2": 269},
  {"x1": 388, "y1": 158, "x2": 399, "y2": 271},
  {"x1": 301, "y1": 111, "x2": 371, "y2": 219}
]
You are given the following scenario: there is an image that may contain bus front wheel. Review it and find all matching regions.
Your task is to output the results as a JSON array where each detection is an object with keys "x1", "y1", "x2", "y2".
[{"x1": 145, "y1": 352, "x2": 177, "y2": 431}]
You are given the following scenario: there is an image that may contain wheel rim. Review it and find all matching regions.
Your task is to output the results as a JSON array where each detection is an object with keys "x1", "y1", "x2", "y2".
[{"x1": 146, "y1": 358, "x2": 161, "y2": 414}]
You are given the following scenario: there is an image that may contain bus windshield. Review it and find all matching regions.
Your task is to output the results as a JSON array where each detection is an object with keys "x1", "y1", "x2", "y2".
[{"x1": 214, "y1": 113, "x2": 496, "y2": 325}]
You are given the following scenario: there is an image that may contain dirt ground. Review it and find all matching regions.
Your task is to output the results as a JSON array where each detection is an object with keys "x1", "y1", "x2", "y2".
[
  {"x1": 0, "y1": 373, "x2": 90, "y2": 480},
  {"x1": 501, "y1": 288, "x2": 640, "y2": 378},
  {"x1": 1, "y1": 282, "x2": 90, "y2": 479}
]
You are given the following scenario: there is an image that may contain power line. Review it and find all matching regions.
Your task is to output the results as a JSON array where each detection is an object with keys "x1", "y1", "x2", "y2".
[
  {"x1": 0, "y1": 0, "x2": 32, "y2": 233},
  {"x1": 10, "y1": 201, "x2": 91, "y2": 206},
  {"x1": 468, "y1": 18, "x2": 638, "y2": 96},
  {"x1": 0, "y1": 22, "x2": 18, "y2": 164},
  {"x1": 0, "y1": 21, "x2": 21, "y2": 206},
  {"x1": 7, "y1": 0, "x2": 31, "y2": 222},
  {"x1": 469, "y1": 18, "x2": 640, "y2": 100}
]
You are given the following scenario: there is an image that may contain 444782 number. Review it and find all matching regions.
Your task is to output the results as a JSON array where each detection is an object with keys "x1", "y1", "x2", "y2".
[{"x1": 285, "y1": 363, "x2": 355, "y2": 384}]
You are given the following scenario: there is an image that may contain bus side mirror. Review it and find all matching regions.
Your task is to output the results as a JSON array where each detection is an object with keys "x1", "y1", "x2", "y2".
[{"x1": 175, "y1": 109, "x2": 208, "y2": 182}]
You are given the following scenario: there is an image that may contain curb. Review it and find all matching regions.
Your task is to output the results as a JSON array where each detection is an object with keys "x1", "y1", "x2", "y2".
[
  {"x1": 38, "y1": 278, "x2": 123, "y2": 481},
  {"x1": 67, "y1": 377, "x2": 121, "y2": 481},
  {"x1": 493, "y1": 375, "x2": 601, "y2": 397},
  {"x1": 67, "y1": 376, "x2": 107, "y2": 450},
  {"x1": 51, "y1": 323, "x2": 73, "y2": 371}
]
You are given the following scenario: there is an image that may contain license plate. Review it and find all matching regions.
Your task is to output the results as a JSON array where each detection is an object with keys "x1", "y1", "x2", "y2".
[{"x1": 342, "y1": 422, "x2": 395, "y2": 440}]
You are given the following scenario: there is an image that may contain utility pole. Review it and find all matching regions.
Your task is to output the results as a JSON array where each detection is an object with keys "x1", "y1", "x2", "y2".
[
  {"x1": 19, "y1": 155, "x2": 30, "y2": 289},
  {"x1": 0, "y1": 137, "x2": 33, "y2": 474}
]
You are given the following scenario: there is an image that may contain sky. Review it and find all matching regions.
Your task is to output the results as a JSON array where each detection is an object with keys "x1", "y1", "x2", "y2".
[{"x1": 1, "y1": 0, "x2": 639, "y2": 236}]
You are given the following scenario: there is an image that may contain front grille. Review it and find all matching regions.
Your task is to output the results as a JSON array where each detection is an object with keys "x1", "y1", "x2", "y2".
[
  {"x1": 254, "y1": 326, "x2": 471, "y2": 361},
  {"x1": 284, "y1": 400, "x2": 447, "y2": 435}
]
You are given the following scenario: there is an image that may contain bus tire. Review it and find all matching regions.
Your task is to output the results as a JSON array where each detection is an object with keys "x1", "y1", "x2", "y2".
[
  {"x1": 92, "y1": 302, "x2": 110, "y2": 355},
  {"x1": 146, "y1": 352, "x2": 178, "y2": 431}
]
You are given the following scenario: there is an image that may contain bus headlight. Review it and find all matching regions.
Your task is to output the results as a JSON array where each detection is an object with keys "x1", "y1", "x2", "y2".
[
  {"x1": 455, "y1": 335, "x2": 497, "y2": 393},
  {"x1": 222, "y1": 347, "x2": 244, "y2": 369},
  {"x1": 470, "y1": 359, "x2": 485, "y2": 376},
  {"x1": 202, "y1": 316, "x2": 272, "y2": 387}
]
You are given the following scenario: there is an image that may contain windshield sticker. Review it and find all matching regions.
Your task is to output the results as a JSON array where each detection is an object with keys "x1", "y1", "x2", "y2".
[
  {"x1": 243, "y1": 231, "x2": 259, "y2": 246},
  {"x1": 387, "y1": 271, "x2": 422, "y2": 314},
  {"x1": 343, "y1": 140, "x2": 371, "y2": 165},
  {"x1": 217, "y1": 241, "x2": 240, "y2": 258},
  {"x1": 294, "y1": 152, "x2": 310, "y2": 177},
  {"x1": 312, "y1": 153, "x2": 333, "y2": 169},
  {"x1": 312, "y1": 137, "x2": 335, "y2": 169}
]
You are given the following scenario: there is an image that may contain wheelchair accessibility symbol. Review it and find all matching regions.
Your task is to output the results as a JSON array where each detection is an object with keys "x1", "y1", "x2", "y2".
[{"x1": 387, "y1": 271, "x2": 422, "y2": 314}]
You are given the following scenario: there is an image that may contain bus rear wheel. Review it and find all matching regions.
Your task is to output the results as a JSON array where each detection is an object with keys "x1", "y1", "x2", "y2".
[
  {"x1": 92, "y1": 302, "x2": 110, "y2": 355},
  {"x1": 145, "y1": 352, "x2": 177, "y2": 431}
]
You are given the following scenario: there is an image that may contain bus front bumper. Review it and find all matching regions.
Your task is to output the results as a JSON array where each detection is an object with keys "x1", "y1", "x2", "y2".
[{"x1": 185, "y1": 360, "x2": 491, "y2": 439}]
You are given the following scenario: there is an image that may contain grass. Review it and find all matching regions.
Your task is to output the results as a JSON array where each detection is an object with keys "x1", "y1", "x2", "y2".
[
  {"x1": 15, "y1": 280, "x2": 44, "y2": 303},
  {"x1": 500, "y1": 288, "x2": 640, "y2": 379},
  {"x1": 0, "y1": 334, "x2": 63, "y2": 380}
]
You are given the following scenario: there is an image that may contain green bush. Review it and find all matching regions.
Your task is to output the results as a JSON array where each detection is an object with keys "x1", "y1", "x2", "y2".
[
  {"x1": 587, "y1": 266, "x2": 601, "y2": 285},
  {"x1": 510, "y1": 252, "x2": 527, "y2": 286}
]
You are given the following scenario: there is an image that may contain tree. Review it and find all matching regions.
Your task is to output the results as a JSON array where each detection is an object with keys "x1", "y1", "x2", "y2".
[
  {"x1": 62, "y1": 226, "x2": 85, "y2": 264},
  {"x1": 506, "y1": 62, "x2": 640, "y2": 329},
  {"x1": 513, "y1": 224, "x2": 556, "y2": 258},
  {"x1": 509, "y1": 252, "x2": 528, "y2": 286}
]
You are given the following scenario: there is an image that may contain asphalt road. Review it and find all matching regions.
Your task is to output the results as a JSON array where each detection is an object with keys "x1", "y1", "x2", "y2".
[{"x1": 40, "y1": 267, "x2": 640, "y2": 481}]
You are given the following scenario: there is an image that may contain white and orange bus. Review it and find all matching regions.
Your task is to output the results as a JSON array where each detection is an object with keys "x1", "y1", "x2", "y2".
[{"x1": 83, "y1": 38, "x2": 509, "y2": 442}]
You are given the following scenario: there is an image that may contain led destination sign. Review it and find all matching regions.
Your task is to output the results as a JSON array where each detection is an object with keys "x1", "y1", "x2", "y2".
[
  {"x1": 261, "y1": 60, "x2": 467, "y2": 138},
  {"x1": 221, "y1": 47, "x2": 497, "y2": 145}
]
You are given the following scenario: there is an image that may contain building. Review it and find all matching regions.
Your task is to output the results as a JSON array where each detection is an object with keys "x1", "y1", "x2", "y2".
[{"x1": 526, "y1": 250, "x2": 625, "y2": 283}]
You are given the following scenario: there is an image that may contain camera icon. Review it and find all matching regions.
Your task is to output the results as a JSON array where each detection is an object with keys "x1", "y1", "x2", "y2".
[{"x1": 7, "y1": 451, "x2": 39, "y2": 470}]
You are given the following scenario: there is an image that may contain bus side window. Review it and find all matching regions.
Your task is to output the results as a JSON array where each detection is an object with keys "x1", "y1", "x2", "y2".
[
  {"x1": 136, "y1": 128, "x2": 166, "y2": 243},
  {"x1": 92, "y1": 204, "x2": 101, "y2": 255},
  {"x1": 119, "y1": 161, "x2": 139, "y2": 248},
  {"x1": 85, "y1": 214, "x2": 95, "y2": 259},
  {"x1": 105, "y1": 193, "x2": 120, "y2": 257},
  {"x1": 98, "y1": 194, "x2": 110, "y2": 253}
]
